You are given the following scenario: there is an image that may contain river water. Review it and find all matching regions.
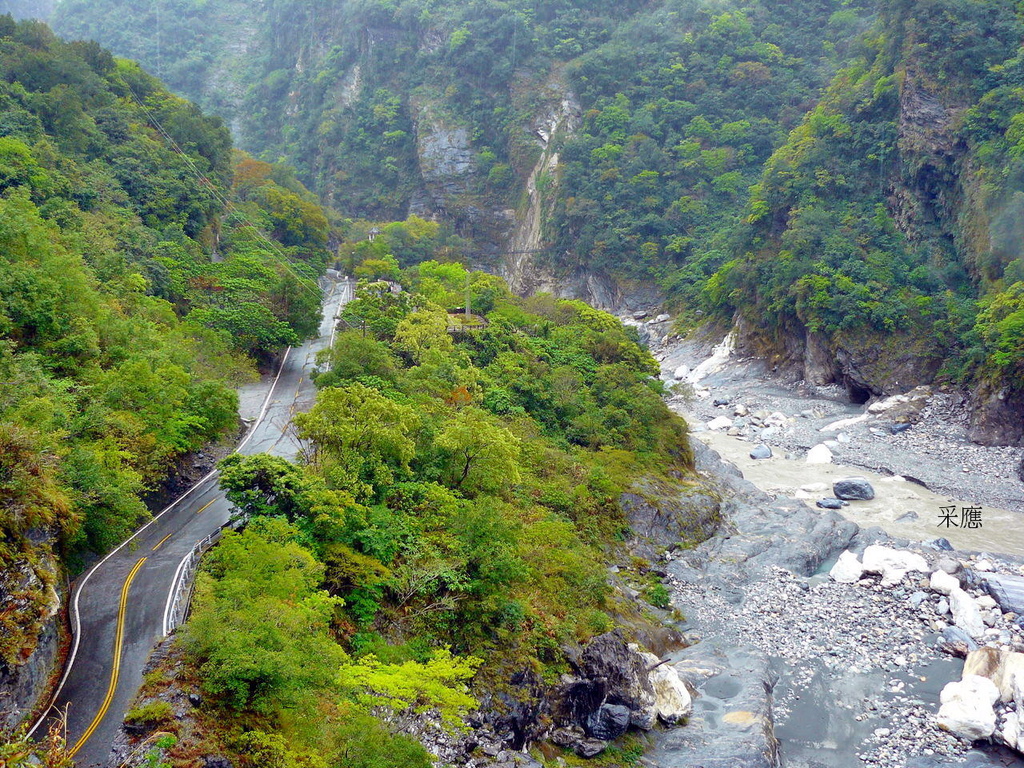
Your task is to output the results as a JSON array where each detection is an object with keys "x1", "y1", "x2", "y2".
[
  {"x1": 689, "y1": 426, "x2": 1024, "y2": 557},
  {"x1": 646, "y1": 328, "x2": 1024, "y2": 768},
  {"x1": 655, "y1": 329, "x2": 1024, "y2": 558}
]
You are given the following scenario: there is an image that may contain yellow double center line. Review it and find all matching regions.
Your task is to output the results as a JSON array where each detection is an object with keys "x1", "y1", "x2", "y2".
[{"x1": 70, "y1": 556, "x2": 147, "y2": 757}]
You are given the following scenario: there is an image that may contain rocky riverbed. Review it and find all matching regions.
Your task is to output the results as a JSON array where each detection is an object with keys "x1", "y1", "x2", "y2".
[
  {"x1": 641, "y1": 321, "x2": 1024, "y2": 551},
  {"x1": 622, "y1": 316, "x2": 1024, "y2": 768},
  {"x1": 646, "y1": 436, "x2": 1024, "y2": 768}
]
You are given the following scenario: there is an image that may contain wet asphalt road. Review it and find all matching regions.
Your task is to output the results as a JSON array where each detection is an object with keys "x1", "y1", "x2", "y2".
[{"x1": 30, "y1": 280, "x2": 351, "y2": 767}]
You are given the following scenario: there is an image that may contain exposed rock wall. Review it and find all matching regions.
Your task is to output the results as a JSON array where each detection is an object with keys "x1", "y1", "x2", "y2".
[
  {"x1": 0, "y1": 543, "x2": 63, "y2": 734},
  {"x1": 732, "y1": 65, "x2": 1023, "y2": 443}
]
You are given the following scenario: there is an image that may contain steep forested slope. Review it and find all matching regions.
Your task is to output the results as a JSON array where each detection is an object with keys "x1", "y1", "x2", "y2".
[
  {"x1": 125, "y1": 263, "x2": 703, "y2": 767},
  {"x1": 39, "y1": 0, "x2": 1024, "y2": 420},
  {"x1": 708, "y1": 0, "x2": 1024, "y2": 443},
  {"x1": 49, "y1": 0, "x2": 868, "y2": 271},
  {"x1": 0, "y1": 16, "x2": 332, "y2": 728}
]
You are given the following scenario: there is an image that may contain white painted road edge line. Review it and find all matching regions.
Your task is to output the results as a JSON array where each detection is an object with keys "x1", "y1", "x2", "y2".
[{"x1": 27, "y1": 336, "x2": 297, "y2": 739}]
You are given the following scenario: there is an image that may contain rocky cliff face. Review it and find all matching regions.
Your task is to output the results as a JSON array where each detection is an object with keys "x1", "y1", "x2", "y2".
[
  {"x1": 736, "y1": 61, "x2": 1023, "y2": 444},
  {"x1": 0, "y1": 539, "x2": 63, "y2": 733}
]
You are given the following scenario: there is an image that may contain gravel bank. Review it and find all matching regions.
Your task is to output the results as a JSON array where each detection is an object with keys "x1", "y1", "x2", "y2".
[
  {"x1": 652, "y1": 438, "x2": 1024, "y2": 768},
  {"x1": 650, "y1": 328, "x2": 1024, "y2": 520}
]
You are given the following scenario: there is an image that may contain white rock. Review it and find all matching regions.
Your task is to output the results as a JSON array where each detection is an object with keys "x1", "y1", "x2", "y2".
[
  {"x1": 636, "y1": 649, "x2": 692, "y2": 724},
  {"x1": 820, "y1": 414, "x2": 868, "y2": 432},
  {"x1": 976, "y1": 560, "x2": 994, "y2": 572},
  {"x1": 861, "y1": 545, "x2": 928, "y2": 587},
  {"x1": 868, "y1": 394, "x2": 909, "y2": 414},
  {"x1": 830, "y1": 550, "x2": 864, "y2": 584},
  {"x1": 655, "y1": 313, "x2": 670, "y2": 323},
  {"x1": 806, "y1": 444, "x2": 833, "y2": 464},
  {"x1": 950, "y1": 587, "x2": 987, "y2": 638},
  {"x1": 706, "y1": 416, "x2": 733, "y2": 431},
  {"x1": 930, "y1": 570, "x2": 960, "y2": 596},
  {"x1": 1002, "y1": 711, "x2": 1021, "y2": 751},
  {"x1": 673, "y1": 364, "x2": 690, "y2": 380},
  {"x1": 733, "y1": 403, "x2": 748, "y2": 417},
  {"x1": 937, "y1": 674, "x2": 999, "y2": 740},
  {"x1": 978, "y1": 595, "x2": 998, "y2": 610},
  {"x1": 800, "y1": 482, "x2": 830, "y2": 493}
]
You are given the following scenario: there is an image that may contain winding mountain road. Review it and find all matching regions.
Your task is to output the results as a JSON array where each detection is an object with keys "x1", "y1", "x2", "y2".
[{"x1": 30, "y1": 279, "x2": 352, "y2": 767}]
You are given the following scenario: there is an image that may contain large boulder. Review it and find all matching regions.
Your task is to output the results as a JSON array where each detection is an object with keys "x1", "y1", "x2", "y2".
[
  {"x1": 936, "y1": 675, "x2": 999, "y2": 740},
  {"x1": 829, "y1": 550, "x2": 864, "y2": 584},
  {"x1": 949, "y1": 588, "x2": 987, "y2": 639},
  {"x1": 806, "y1": 444, "x2": 833, "y2": 464},
  {"x1": 635, "y1": 647, "x2": 692, "y2": 724},
  {"x1": 707, "y1": 416, "x2": 733, "y2": 431},
  {"x1": 982, "y1": 572, "x2": 1024, "y2": 615},
  {"x1": 749, "y1": 445, "x2": 772, "y2": 460},
  {"x1": 832, "y1": 477, "x2": 875, "y2": 501},
  {"x1": 585, "y1": 704, "x2": 631, "y2": 741},
  {"x1": 861, "y1": 545, "x2": 928, "y2": 588},
  {"x1": 930, "y1": 570, "x2": 960, "y2": 596},
  {"x1": 571, "y1": 632, "x2": 657, "y2": 731},
  {"x1": 962, "y1": 647, "x2": 1024, "y2": 703}
]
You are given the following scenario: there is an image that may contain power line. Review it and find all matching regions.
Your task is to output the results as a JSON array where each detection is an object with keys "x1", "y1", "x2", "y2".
[{"x1": 119, "y1": 78, "x2": 324, "y2": 301}]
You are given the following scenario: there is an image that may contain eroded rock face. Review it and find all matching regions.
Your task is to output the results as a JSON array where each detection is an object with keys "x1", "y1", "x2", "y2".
[
  {"x1": 621, "y1": 481, "x2": 721, "y2": 560},
  {"x1": 967, "y1": 381, "x2": 1024, "y2": 447},
  {"x1": 0, "y1": 546, "x2": 63, "y2": 733}
]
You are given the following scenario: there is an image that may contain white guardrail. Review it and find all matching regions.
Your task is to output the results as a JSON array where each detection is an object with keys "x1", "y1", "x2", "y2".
[{"x1": 162, "y1": 524, "x2": 234, "y2": 636}]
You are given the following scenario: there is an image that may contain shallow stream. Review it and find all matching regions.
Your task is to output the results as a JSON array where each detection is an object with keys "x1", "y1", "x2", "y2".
[{"x1": 691, "y1": 426, "x2": 1024, "y2": 557}]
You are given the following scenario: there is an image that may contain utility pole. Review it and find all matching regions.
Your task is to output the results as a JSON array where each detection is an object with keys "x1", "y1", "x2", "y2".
[{"x1": 465, "y1": 271, "x2": 471, "y2": 320}]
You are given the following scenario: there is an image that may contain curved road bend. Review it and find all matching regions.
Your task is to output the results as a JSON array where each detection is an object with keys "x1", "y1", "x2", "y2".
[{"x1": 31, "y1": 279, "x2": 353, "y2": 767}]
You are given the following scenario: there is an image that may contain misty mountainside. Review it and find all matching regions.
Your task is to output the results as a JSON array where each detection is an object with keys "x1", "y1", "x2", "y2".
[
  {"x1": 44, "y1": 0, "x2": 1024, "y2": 444},
  {"x1": 47, "y1": 0, "x2": 868, "y2": 274}
]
